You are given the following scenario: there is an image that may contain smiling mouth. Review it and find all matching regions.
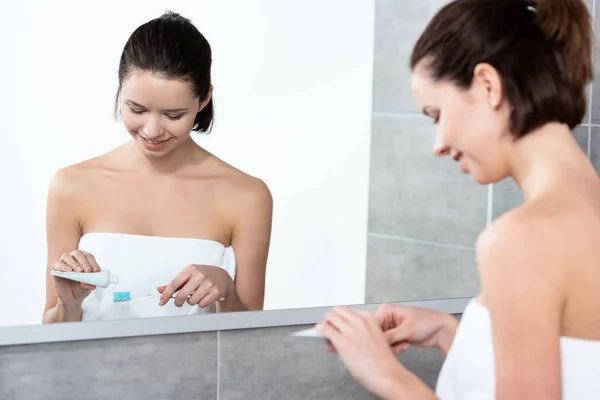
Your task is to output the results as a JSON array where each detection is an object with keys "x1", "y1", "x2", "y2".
[
  {"x1": 139, "y1": 134, "x2": 170, "y2": 145},
  {"x1": 145, "y1": 138, "x2": 167, "y2": 144}
]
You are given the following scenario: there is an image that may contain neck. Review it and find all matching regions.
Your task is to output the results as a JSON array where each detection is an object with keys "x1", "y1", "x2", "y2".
[
  {"x1": 506, "y1": 122, "x2": 591, "y2": 200},
  {"x1": 128, "y1": 136, "x2": 209, "y2": 174}
]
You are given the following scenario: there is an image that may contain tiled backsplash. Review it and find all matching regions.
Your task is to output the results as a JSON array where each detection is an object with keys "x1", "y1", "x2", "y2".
[{"x1": 0, "y1": 323, "x2": 447, "y2": 400}]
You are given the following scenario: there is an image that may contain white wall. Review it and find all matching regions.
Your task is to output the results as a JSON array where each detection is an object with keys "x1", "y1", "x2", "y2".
[{"x1": 0, "y1": 0, "x2": 374, "y2": 326}]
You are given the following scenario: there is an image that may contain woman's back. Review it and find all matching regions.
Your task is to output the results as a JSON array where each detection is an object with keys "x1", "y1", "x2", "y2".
[
  {"x1": 436, "y1": 159, "x2": 600, "y2": 399},
  {"x1": 501, "y1": 159, "x2": 600, "y2": 341}
]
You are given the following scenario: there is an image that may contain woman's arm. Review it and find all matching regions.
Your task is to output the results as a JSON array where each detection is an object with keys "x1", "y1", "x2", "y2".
[
  {"x1": 42, "y1": 168, "x2": 85, "y2": 323},
  {"x1": 477, "y1": 217, "x2": 565, "y2": 400},
  {"x1": 435, "y1": 313, "x2": 460, "y2": 355},
  {"x1": 379, "y1": 367, "x2": 439, "y2": 400},
  {"x1": 375, "y1": 303, "x2": 459, "y2": 356},
  {"x1": 218, "y1": 178, "x2": 273, "y2": 312}
]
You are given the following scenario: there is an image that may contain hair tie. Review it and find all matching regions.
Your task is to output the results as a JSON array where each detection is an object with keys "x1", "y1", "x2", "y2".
[{"x1": 516, "y1": 0, "x2": 537, "y2": 14}]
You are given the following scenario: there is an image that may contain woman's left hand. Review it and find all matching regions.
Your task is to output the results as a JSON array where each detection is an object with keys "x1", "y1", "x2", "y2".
[
  {"x1": 158, "y1": 264, "x2": 233, "y2": 308},
  {"x1": 317, "y1": 306, "x2": 407, "y2": 397}
]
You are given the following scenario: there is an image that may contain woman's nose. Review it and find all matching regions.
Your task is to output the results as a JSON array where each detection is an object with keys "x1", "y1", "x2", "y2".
[
  {"x1": 143, "y1": 116, "x2": 163, "y2": 139},
  {"x1": 433, "y1": 133, "x2": 450, "y2": 157}
]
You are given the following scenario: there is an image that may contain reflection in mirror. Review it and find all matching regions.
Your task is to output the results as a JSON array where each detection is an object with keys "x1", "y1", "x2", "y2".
[
  {"x1": 0, "y1": 1, "x2": 374, "y2": 326},
  {"x1": 42, "y1": 11, "x2": 266, "y2": 324}
]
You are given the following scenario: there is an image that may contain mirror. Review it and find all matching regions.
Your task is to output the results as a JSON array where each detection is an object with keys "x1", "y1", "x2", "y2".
[
  {"x1": 1, "y1": 0, "x2": 481, "y2": 332},
  {"x1": 0, "y1": 0, "x2": 375, "y2": 327}
]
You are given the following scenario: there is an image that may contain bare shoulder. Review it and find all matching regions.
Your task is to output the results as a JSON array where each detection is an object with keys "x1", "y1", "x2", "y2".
[
  {"x1": 478, "y1": 197, "x2": 583, "y2": 261},
  {"x1": 208, "y1": 156, "x2": 273, "y2": 211},
  {"x1": 477, "y1": 201, "x2": 568, "y2": 273},
  {"x1": 477, "y1": 204, "x2": 548, "y2": 256},
  {"x1": 49, "y1": 156, "x2": 106, "y2": 197},
  {"x1": 476, "y1": 200, "x2": 570, "y2": 304},
  {"x1": 47, "y1": 150, "x2": 120, "y2": 208}
]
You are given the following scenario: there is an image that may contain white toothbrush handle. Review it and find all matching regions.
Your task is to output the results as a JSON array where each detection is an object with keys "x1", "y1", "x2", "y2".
[
  {"x1": 133, "y1": 291, "x2": 225, "y2": 302},
  {"x1": 133, "y1": 292, "x2": 195, "y2": 300}
]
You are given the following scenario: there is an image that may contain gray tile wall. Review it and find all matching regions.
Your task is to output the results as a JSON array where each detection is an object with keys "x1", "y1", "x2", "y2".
[
  {"x1": 0, "y1": 324, "x2": 447, "y2": 400},
  {"x1": 366, "y1": 0, "x2": 600, "y2": 303}
]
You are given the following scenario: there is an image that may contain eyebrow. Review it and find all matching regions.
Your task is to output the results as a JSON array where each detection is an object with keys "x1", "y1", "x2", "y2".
[{"x1": 124, "y1": 99, "x2": 188, "y2": 113}]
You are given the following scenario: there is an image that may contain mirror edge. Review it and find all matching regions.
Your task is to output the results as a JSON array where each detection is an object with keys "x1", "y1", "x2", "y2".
[{"x1": 0, "y1": 297, "x2": 471, "y2": 347}]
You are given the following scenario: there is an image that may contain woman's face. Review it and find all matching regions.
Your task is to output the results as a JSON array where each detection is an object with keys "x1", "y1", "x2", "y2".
[
  {"x1": 120, "y1": 70, "x2": 211, "y2": 158},
  {"x1": 410, "y1": 62, "x2": 513, "y2": 184}
]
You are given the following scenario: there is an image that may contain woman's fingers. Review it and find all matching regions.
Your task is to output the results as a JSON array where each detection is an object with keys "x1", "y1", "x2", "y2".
[
  {"x1": 85, "y1": 253, "x2": 101, "y2": 272},
  {"x1": 174, "y1": 276, "x2": 202, "y2": 307},
  {"x1": 383, "y1": 323, "x2": 413, "y2": 346},
  {"x1": 323, "y1": 307, "x2": 353, "y2": 334},
  {"x1": 51, "y1": 261, "x2": 72, "y2": 272},
  {"x1": 70, "y1": 250, "x2": 101, "y2": 273},
  {"x1": 160, "y1": 267, "x2": 193, "y2": 306},
  {"x1": 70, "y1": 250, "x2": 92, "y2": 272},
  {"x1": 80, "y1": 282, "x2": 96, "y2": 291},
  {"x1": 316, "y1": 322, "x2": 343, "y2": 346},
  {"x1": 392, "y1": 342, "x2": 410, "y2": 355},
  {"x1": 194, "y1": 291, "x2": 220, "y2": 309},
  {"x1": 326, "y1": 342, "x2": 337, "y2": 353},
  {"x1": 192, "y1": 284, "x2": 221, "y2": 308},
  {"x1": 318, "y1": 307, "x2": 409, "y2": 354},
  {"x1": 55, "y1": 251, "x2": 101, "y2": 273},
  {"x1": 60, "y1": 253, "x2": 82, "y2": 272}
]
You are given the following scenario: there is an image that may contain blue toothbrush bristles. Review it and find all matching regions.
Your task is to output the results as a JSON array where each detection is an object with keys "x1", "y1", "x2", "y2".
[{"x1": 113, "y1": 291, "x2": 131, "y2": 302}]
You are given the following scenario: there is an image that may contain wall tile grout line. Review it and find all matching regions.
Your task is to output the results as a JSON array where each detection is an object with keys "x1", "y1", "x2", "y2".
[
  {"x1": 588, "y1": 0, "x2": 596, "y2": 158},
  {"x1": 372, "y1": 111, "x2": 422, "y2": 118},
  {"x1": 368, "y1": 232, "x2": 475, "y2": 251},
  {"x1": 216, "y1": 330, "x2": 220, "y2": 400},
  {"x1": 589, "y1": 121, "x2": 593, "y2": 159},
  {"x1": 486, "y1": 184, "x2": 494, "y2": 226},
  {"x1": 372, "y1": 111, "x2": 600, "y2": 130}
]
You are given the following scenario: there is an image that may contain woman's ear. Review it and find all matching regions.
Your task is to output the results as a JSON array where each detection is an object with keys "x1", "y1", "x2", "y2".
[
  {"x1": 199, "y1": 85, "x2": 213, "y2": 111},
  {"x1": 472, "y1": 63, "x2": 503, "y2": 110}
]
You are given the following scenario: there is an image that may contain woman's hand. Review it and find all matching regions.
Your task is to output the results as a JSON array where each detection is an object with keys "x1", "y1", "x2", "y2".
[
  {"x1": 375, "y1": 304, "x2": 459, "y2": 355},
  {"x1": 317, "y1": 307, "x2": 408, "y2": 397},
  {"x1": 51, "y1": 250, "x2": 101, "y2": 306},
  {"x1": 317, "y1": 307, "x2": 439, "y2": 400},
  {"x1": 158, "y1": 264, "x2": 233, "y2": 308}
]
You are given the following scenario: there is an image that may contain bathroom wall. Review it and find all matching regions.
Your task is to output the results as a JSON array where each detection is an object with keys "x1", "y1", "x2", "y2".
[
  {"x1": 0, "y1": 322, "x2": 448, "y2": 400},
  {"x1": 365, "y1": 0, "x2": 599, "y2": 302}
]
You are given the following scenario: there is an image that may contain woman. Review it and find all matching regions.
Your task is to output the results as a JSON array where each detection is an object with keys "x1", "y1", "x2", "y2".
[
  {"x1": 42, "y1": 11, "x2": 273, "y2": 323},
  {"x1": 318, "y1": 0, "x2": 600, "y2": 398}
]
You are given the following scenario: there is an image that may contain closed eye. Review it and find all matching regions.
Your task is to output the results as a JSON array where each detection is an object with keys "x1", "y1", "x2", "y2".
[
  {"x1": 166, "y1": 114, "x2": 185, "y2": 121},
  {"x1": 129, "y1": 107, "x2": 184, "y2": 121},
  {"x1": 130, "y1": 107, "x2": 145, "y2": 115}
]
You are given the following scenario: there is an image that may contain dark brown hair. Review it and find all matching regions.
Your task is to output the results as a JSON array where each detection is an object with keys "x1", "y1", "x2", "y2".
[
  {"x1": 410, "y1": 0, "x2": 593, "y2": 137},
  {"x1": 114, "y1": 11, "x2": 214, "y2": 133}
]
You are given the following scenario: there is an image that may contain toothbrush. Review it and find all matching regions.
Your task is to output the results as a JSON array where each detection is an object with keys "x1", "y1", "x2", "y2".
[
  {"x1": 112, "y1": 291, "x2": 169, "y2": 303},
  {"x1": 112, "y1": 291, "x2": 225, "y2": 303},
  {"x1": 290, "y1": 327, "x2": 328, "y2": 341}
]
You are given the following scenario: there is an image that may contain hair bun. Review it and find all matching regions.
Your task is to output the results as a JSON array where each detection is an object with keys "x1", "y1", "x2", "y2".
[{"x1": 534, "y1": 0, "x2": 593, "y2": 86}]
